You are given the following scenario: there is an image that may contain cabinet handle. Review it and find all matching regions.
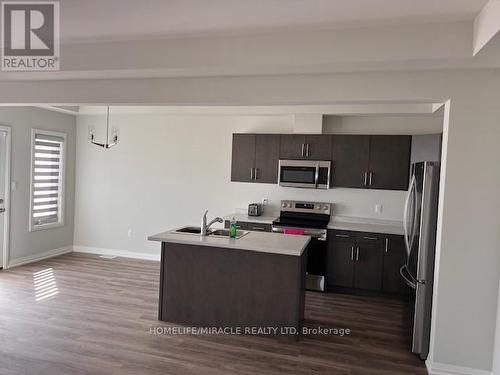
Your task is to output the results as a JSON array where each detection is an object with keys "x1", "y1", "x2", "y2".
[
  {"x1": 385, "y1": 238, "x2": 389, "y2": 253},
  {"x1": 301, "y1": 143, "x2": 305, "y2": 157},
  {"x1": 363, "y1": 236, "x2": 378, "y2": 241},
  {"x1": 369, "y1": 172, "x2": 373, "y2": 186},
  {"x1": 364, "y1": 172, "x2": 368, "y2": 186},
  {"x1": 306, "y1": 143, "x2": 310, "y2": 157},
  {"x1": 250, "y1": 168, "x2": 254, "y2": 180},
  {"x1": 254, "y1": 168, "x2": 259, "y2": 180},
  {"x1": 336, "y1": 234, "x2": 350, "y2": 238},
  {"x1": 350, "y1": 246, "x2": 354, "y2": 261},
  {"x1": 356, "y1": 246, "x2": 360, "y2": 261},
  {"x1": 251, "y1": 226, "x2": 266, "y2": 231}
]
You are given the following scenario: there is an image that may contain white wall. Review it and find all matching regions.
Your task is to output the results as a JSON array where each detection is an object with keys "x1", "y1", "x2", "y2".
[
  {"x1": 324, "y1": 115, "x2": 443, "y2": 134},
  {"x1": 494, "y1": 277, "x2": 500, "y2": 375},
  {"x1": 0, "y1": 107, "x2": 76, "y2": 265},
  {"x1": 75, "y1": 113, "x2": 437, "y2": 256}
]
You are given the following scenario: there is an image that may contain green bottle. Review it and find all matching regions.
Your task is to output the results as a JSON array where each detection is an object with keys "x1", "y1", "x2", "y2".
[{"x1": 229, "y1": 217, "x2": 237, "y2": 239}]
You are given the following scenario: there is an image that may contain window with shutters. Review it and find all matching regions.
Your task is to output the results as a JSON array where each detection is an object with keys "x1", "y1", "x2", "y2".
[{"x1": 29, "y1": 129, "x2": 66, "y2": 231}]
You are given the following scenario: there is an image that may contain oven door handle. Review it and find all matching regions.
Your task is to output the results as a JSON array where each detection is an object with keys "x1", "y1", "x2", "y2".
[
  {"x1": 314, "y1": 164, "x2": 320, "y2": 188},
  {"x1": 272, "y1": 226, "x2": 327, "y2": 240}
]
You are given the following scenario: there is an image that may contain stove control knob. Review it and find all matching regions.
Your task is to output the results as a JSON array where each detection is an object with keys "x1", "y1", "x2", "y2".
[{"x1": 323, "y1": 205, "x2": 329, "y2": 211}]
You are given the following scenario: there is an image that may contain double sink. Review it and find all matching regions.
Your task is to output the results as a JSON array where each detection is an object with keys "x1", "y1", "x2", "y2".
[{"x1": 175, "y1": 226, "x2": 249, "y2": 239}]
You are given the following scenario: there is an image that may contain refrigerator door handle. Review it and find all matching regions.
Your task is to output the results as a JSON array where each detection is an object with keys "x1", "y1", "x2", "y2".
[
  {"x1": 404, "y1": 175, "x2": 416, "y2": 257},
  {"x1": 400, "y1": 264, "x2": 416, "y2": 289}
]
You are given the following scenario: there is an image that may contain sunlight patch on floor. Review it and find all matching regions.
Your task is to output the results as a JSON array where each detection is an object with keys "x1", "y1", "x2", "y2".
[{"x1": 33, "y1": 268, "x2": 59, "y2": 301}]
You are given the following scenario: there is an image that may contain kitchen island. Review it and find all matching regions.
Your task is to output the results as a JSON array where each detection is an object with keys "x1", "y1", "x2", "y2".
[{"x1": 148, "y1": 229, "x2": 310, "y2": 334}]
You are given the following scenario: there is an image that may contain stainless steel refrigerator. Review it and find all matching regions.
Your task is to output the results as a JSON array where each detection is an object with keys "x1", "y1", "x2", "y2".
[{"x1": 400, "y1": 161, "x2": 440, "y2": 360}]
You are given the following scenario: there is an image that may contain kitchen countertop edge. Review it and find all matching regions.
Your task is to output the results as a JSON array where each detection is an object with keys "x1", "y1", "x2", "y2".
[{"x1": 148, "y1": 229, "x2": 310, "y2": 257}]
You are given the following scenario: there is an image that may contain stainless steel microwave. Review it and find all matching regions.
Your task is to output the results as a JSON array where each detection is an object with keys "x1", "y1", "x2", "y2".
[{"x1": 278, "y1": 160, "x2": 331, "y2": 189}]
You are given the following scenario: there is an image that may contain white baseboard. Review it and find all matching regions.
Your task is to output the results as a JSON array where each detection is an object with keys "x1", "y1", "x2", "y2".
[
  {"x1": 427, "y1": 360, "x2": 493, "y2": 375},
  {"x1": 73, "y1": 245, "x2": 160, "y2": 261},
  {"x1": 8, "y1": 246, "x2": 73, "y2": 268}
]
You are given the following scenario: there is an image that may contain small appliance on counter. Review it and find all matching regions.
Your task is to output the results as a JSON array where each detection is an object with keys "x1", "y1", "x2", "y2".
[{"x1": 248, "y1": 203, "x2": 263, "y2": 216}]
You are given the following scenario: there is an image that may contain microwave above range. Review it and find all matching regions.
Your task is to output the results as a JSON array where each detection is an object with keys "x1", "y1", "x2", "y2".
[{"x1": 278, "y1": 160, "x2": 331, "y2": 189}]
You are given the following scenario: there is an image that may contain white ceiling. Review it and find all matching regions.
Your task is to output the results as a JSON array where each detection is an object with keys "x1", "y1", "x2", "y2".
[{"x1": 61, "y1": 0, "x2": 489, "y2": 42}]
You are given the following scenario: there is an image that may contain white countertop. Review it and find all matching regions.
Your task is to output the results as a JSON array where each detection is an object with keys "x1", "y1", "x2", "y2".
[
  {"x1": 225, "y1": 212, "x2": 404, "y2": 235},
  {"x1": 148, "y1": 228, "x2": 310, "y2": 256},
  {"x1": 328, "y1": 216, "x2": 404, "y2": 235}
]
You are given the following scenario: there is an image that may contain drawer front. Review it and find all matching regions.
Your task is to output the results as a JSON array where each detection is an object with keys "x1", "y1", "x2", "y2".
[
  {"x1": 355, "y1": 232, "x2": 384, "y2": 247},
  {"x1": 224, "y1": 221, "x2": 248, "y2": 230},
  {"x1": 331, "y1": 230, "x2": 356, "y2": 240},
  {"x1": 246, "y1": 223, "x2": 272, "y2": 232}
]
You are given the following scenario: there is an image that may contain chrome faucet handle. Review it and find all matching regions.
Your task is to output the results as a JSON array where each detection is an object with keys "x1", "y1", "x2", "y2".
[{"x1": 201, "y1": 210, "x2": 209, "y2": 236}]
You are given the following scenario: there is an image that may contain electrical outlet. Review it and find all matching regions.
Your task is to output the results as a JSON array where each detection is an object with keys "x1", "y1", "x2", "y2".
[
  {"x1": 11, "y1": 181, "x2": 18, "y2": 191},
  {"x1": 375, "y1": 203, "x2": 383, "y2": 214},
  {"x1": 127, "y1": 229, "x2": 133, "y2": 239},
  {"x1": 261, "y1": 198, "x2": 268, "y2": 207}
]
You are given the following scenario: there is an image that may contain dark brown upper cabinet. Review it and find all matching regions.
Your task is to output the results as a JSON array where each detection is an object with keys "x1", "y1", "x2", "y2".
[
  {"x1": 332, "y1": 135, "x2": 370, "y2": 188},
  {"x1": 231, "y1": 134, "x2": 255, "y2": 183},
  {"x1": 280, "y1": 135, "x2": 332, "y2": 160},
  {"x1": 332, "y1": 135, "x2": 411, "y2": 190},
  {"x1": 368, "y1": 135, "x2": 411, "y2": 190},
  {"x1": 231, "y1": 134, "x2": 280, "y2": 184}
]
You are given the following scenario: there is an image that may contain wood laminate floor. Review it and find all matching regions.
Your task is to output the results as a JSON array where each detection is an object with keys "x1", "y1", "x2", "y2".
[{"x1": 0, "y1": 253, "x2": 427, "y2": 375}]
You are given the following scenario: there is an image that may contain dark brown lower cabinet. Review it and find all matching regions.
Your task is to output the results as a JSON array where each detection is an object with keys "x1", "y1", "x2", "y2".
[
  {"x1": 327, "y1": 235, "x2": 355, "y2": 288},
  {"x1": 353, "y1": 239, "x2": 384, "y2": 291},
  {"x1": 224, "y1": 221, "x2": 247, "y2": 230},
  {"x1": 327, "y1": 230, "x2": 408, "y2": 296},
  {"x1": 382, "y1": 235, "x2": 412, "y2": 294},
  {"x1": 224, "y1": 221, "x2": 271, "y2": 232}
]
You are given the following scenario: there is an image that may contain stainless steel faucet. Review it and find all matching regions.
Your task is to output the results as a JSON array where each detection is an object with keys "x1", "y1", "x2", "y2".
[{"x1": 201, "y1": 210, "x2": 223, "y2": 236}]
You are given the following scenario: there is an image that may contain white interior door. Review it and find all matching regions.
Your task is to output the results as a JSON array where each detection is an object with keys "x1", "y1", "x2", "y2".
[{"x1": 0, "y1": 130, "x2": 8, "y2": 269}]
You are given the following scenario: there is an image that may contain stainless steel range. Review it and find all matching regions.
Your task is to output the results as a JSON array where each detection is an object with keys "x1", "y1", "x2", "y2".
[{"x1": 272, "y1": 200, "x2": 332, "y2": 292}]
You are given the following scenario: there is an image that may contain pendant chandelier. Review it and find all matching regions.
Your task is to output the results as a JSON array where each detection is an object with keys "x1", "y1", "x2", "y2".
[{"x1": 89, "y1": 106, "x2": 119, "y2": 149}]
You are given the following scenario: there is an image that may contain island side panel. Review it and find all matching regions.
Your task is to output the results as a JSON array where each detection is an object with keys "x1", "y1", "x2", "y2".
[
  {"x1": 158, "y1": 242, "x2": 166, "y2": 320},
  {"x1": 160, "y1": 241, "x2": 306, "y2": 330}
]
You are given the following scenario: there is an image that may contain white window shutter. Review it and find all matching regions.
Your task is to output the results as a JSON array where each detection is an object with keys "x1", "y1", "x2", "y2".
[{"x1": 31, "y1": 131, "x2": 65, "y2": 229}]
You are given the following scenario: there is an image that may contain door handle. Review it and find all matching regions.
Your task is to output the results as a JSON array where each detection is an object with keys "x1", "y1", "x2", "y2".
[
  {"x1": 369, "y1": 172, "x2": 373, "y2": 186},
  {"x1": 306, "y1": 143, "x2": 310, "y2": 157},
  {"x1": 364, "y1": 172, "x2": 368, "y2": 186},
  {"x1": 251, "y1": 226, "x2": 266, "y2": 231},
  {"x1": 301, "y1": 143, "x2": 305, "y2": 157},
  {"x1": 250, "y1": 167, "x2": 254, "y2": 180},
  {"x1": 356, "y1": 246, "x2": 360, "y2": 261},
  {"x1": 314, "y1": 164, "x2": 319, "y2": 188},
  {"x1": 385, "y1": 238, "x2": 389, "y2": 253},
  {"x1": 350, "y1": 246, "x2": 354, "y2": 261},
  {"x1": 254, "y1": 168, "x2": 258, "y2": 180}
]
